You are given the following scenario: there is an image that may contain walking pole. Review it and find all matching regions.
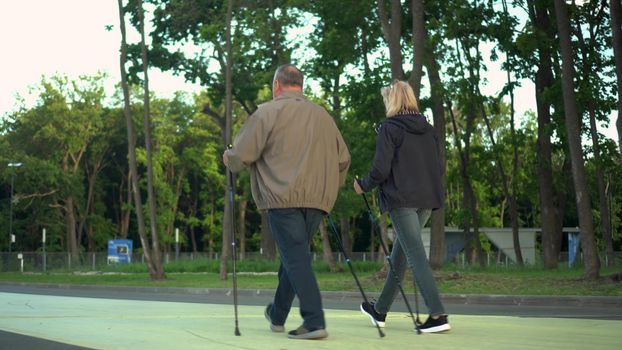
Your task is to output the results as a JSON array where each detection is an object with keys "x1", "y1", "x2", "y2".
[
  {"x1": 326, "y1": 215, "x2": 385, "y2": 338},
  {"x1": 227, "y1": 156, "x2": 241, "y2": 336},
  {"x1": 361, "y1": 192, "x2": 422, "y2": 334}
]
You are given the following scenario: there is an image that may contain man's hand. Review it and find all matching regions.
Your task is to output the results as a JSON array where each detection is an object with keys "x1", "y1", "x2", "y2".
[
  {"x1": 222, "y1": 150, "x2": 230, "y2": 167},
  {"x1": 353, "y1": 179, "x2": 363, "y2": 195}
]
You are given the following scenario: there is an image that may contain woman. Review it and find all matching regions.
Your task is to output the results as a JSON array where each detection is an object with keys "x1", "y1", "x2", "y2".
[{"x1": 353, "y1": 80, "x2": 450, "y2": 333}]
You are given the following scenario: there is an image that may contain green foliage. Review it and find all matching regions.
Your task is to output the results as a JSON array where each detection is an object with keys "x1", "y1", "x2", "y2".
[{"x1": 1, "y1": 0, "x2": 620, "y2": 276}]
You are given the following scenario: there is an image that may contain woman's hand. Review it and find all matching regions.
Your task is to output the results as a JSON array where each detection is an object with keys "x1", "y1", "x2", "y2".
[
  {"x1": 222, "y1": 150, "x2": 230, "y2": 167},
  {"x1": 353, "y1": 179, "x2": 364, "y2": 195}
]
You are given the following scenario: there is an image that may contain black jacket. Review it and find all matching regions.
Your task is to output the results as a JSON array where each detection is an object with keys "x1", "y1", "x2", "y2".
[{"x1": 359, "y1": 113, "x2": 444, "y2": 213}]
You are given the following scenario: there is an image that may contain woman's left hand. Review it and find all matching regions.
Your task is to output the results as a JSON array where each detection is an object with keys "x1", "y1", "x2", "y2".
[{"x1": 353, "y1": 179, "x2": 363, "y2": 195}]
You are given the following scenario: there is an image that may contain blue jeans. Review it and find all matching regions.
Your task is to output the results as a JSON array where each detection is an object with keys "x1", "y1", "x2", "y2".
[
  {"x1": 375, "y1": 208, "x2": 446, "y2": 316},
  {"x1": 266, "y1": 208, "x2": 325, "y2": 329}
]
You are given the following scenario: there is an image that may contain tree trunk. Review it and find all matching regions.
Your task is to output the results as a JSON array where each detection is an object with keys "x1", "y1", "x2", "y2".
[
  {"x1": 117, "y1": 0, "x2": 158, "y2": 279},
  {"x1": 378, "y1": 0, "x2": 406, "y2": 80},
  {"x1": 239, "y1": 199, "x2": 247, "y2": 260},
  {"x1": 553, "y1": 0, "x2": 599, "y2": 279},
  {"x1": 137, "y1": 0, "x2": 165, "y2": 280},
  {"x1": 610, "y1": 0, "x2": 622, "y2": 161},
  {"x1": 332, "y1": 72, "x2": 342, "y2": 118},
  {"x1": 410, "y1": 0, "x2": 446, "y2": 268},
  {"x1": 464, "y1": 172, "x2": 484, "y2": 267},
  {"x1": 189, "y1": 175, "x2": 199, "y2": 254},
  {"x1": 78, "y1": 160, "x2": 101, "y2": 251},
  {"x1": 378, "y1": 212, "x2": 390, "y2": 262},
  {"x1": 605, "y1": 175, "x2": 615, "y2": 266},
  {"x1": 425, "y1": 50, "x2": 447, "y2": 270},
  {"x1": 340, "y1": 217, "x2": 351, "y2": 256},
  {"x1": 190, "y1": 226, "x2": 198, "y2": 254},
  {"x1": 319, "y1": 219, "x2": 341, "y2": 272},
  {"x1": 528, "y1": 0, "x2": 561, "y2": 269},
  {"x1": 65, "y1": 196, "x2": 79, "y2": 262},
  {"x1": 410, "y1": 0, "x2": 425, "y2": 93},
  {"x1": 370, "y1": 195, "x2": 376, "y2": 261},
  {"x1": 260, "y1": 211, "x2": 276, "y2": 259},
  {"x1": 119, "y1": 169, "x2": 132, "y2": 238},
  {"x1": 360, "y1": 25, "x2": 371, "y2": 75}
]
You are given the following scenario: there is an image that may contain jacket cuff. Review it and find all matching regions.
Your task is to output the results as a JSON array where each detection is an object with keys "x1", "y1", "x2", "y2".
[{"x1": 358, "y1": 177, "x2": 373, "y2": 192}]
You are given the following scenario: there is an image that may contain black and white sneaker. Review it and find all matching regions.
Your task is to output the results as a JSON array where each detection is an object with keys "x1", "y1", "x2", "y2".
[
  {"x1": 360, "y1": 301, "x2": 386, "y2": 328},
  {"x1": 419, "y1": 315, "x2": 451, "y2": 333}
]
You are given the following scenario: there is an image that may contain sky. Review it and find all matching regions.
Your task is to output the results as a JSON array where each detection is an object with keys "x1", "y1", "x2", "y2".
[
  {"x1": 0, "y1": 0, "x2": 201, "y2": 117},
  {"x1": 0, "y1": 1, "x2": 618, "y2": 142}
]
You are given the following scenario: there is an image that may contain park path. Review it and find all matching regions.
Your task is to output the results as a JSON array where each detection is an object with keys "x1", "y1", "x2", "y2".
[{"x1": 1, "y1": 291, "x2": 620, "y2": 350}]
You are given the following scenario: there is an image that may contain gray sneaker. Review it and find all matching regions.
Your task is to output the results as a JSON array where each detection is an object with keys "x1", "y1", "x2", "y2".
[
  {"x1": 264, "y1": 303, "x2": 285, "y2": 333},
  {"x1": 287, "y1": 325, "x2": 328, "y2": 340}
]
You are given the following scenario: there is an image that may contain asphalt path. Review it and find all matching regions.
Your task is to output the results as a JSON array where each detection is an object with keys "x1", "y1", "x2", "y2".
[
  {"x1": 2, "y1": 283, "x2": 621, "y2": 320},
  {"x1": 1, "y1": 283, "x2": 621, "y2": 349}
]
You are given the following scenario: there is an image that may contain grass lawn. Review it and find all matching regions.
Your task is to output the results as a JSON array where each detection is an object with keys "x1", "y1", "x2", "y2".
[{"x1": 2, "y1": 259, "x2": 622, "y2": 296}]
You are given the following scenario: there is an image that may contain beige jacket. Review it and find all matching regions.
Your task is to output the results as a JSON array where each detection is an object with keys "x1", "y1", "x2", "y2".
[{"x1": 228, "y1": 91, "x2": 350, "y2": 213}]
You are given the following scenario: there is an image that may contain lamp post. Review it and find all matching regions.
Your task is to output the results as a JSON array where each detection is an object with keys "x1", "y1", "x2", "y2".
[{"x1": 8, "y1": 162, "x2": 22, "y2": 255}]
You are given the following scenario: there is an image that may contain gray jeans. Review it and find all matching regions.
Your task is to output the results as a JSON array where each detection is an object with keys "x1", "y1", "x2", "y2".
[{"x1": 375, "y1": 208, "x2": 446, "y2": 316}]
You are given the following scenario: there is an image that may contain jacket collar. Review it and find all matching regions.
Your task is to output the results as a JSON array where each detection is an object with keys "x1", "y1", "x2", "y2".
[{"x1": 275, "y1": 90, "x2": 305, "y2": 101}]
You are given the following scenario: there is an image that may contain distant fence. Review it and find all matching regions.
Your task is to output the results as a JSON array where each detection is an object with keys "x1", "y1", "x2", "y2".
[{"x1": 1, "y1": 250, "x2": 621, "y2": 273}]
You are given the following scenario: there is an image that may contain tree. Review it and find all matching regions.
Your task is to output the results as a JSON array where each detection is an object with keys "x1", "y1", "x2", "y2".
[
  {"x1": 573, "y1": 1, "x2": 615, "y2": 267},
  {"x1": 137, "y1": 0, "x2": 166, "y2": 278},
  {"x1": 495, "y1": 0, "x2": 525, "y2": 267},
  {"x1": 117, "y1": 0, "x2": 165, "y2": 280},
  {"x1": 442, "y1": 0, "x2": 499, "y2": 267},
  {"x1": 553, "y1": 0, "x2": 599, "y2": 279},
  {"x1": 447, "y1": 99, "x2": 485, "y2": 267},
  {"x1": 148, "y1": 0, "x2": 294, "y2": 267},
  {"x1": 611, "y1": 0, "x2": 622, "y2": 161},
  {"x1": 524, "y1": 0, "x2": 564, "y2": 269},
  {"x1": 418, "y1": 0, "x2": 447, "y2": 269},
  {"x1": 319, "y1": 219, "x2": 341, "y2": 272},
  {"x1": 6, "y1": 76, "x2": 109, "y2": 261},
  {"x1": 79, "y1": 105, "x2": 116, "y2": 251}
]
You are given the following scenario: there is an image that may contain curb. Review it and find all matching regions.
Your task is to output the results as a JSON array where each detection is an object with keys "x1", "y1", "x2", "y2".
[{"x1": 2, "y1": 281, "x2": 621, "y2": 308}]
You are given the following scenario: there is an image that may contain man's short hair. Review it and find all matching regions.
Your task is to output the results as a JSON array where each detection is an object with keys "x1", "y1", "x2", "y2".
[{"x1": 274, "y1": 64, "x2": 304, "y2": 87}]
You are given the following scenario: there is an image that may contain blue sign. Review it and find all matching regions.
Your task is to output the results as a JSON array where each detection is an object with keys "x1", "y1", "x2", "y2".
[
  {"x1": 568, "y1": 233, "x2": 581, "y2": 267},
  {"x1": 107, "y1": 239, "x2": 133, "y2": 264}
]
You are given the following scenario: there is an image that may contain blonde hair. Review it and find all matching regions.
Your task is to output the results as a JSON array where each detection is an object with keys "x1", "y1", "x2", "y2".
[{"x1": 380, "y1": 80, "x2": 420, "y2": 117}]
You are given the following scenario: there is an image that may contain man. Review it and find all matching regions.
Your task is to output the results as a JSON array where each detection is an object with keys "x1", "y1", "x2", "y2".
[{"x1": 222, "y1": 64, "x2": 350, "y2": 340}]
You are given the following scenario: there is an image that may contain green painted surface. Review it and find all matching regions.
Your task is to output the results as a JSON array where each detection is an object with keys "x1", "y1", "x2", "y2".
[{"x1": 1, "y1": 292, "x2": 619, "y2": 349}]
